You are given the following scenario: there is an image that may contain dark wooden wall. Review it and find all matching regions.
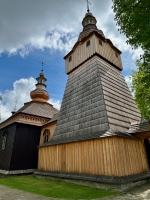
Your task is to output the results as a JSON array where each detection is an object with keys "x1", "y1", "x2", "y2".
[
  {"x1": 0, "y1": 124, "x2": 16, "y2": 170},
  {"x1": 10, "y1": 123, "x2": 41, "y2": 171}
]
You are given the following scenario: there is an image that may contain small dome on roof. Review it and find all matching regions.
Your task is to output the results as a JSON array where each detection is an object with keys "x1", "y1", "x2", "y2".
[
  {"x1": 30, "y1": 70, "x2": 50, "y2": 102},
  {"x1": 85, "y1": 12, "x2": 93, "y2": 17},
  {"x1": 82, "y1": 12, "x2": 97, "y2": 27},
  {"x1": 77, "y1": 11, "x2": 105, "y2": 41}
]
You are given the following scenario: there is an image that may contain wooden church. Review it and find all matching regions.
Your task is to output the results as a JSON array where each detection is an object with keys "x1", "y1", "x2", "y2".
[
  {"x1": 36, "y1": 9, "x2": 150, "y2": 184},
  {"x1": 0, "y1": 70, "x2": 58, "y2": 174}
]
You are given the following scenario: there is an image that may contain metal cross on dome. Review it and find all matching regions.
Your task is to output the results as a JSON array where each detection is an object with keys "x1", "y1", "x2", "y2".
[
  {"x1": 86, "y1": 0, "x2": 91, "y2": 13},
  {"x1": 40, "y1": 61, "x2": 45, "y2": 72},
  {"x1": 14, "y1": 100, "x2": 18, "y2": 111}
]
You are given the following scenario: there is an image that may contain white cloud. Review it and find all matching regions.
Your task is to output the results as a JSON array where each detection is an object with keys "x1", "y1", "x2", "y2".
[
  {"x1": 0, "y1": 0, "x2": 142, "y2": 63},
  {"x1": 48, "y1": 99, "x2": 61, "y2": 110},
  {"x1": 0, "y1": 77, "x2": 60, "y2": 122},
  {"x1": 0, "y1": 77, "x2": 36, "y2": 122},
  {"x1": 0, "y1": 0, "x2": 82, "y2": 56},
  {"x1": 124, "y1": 75, "x2": 135, "y2": 96},
  {"x1": 125, "y1": 76, "x2": 132, "y2": 87},
  {"x1": 0, "y1": 0, "x2": 143, "y2": 79}
]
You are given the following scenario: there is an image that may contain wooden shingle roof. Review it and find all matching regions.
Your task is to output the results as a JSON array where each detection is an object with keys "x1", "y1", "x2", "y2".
[
  {"x1": 43, "y1": 56, "x2": 141, "y2": 147},
  {"x1": 17, "y1": 101, "x2": 58, "y2": 118},
  {"x1": 0, "y1": 101, "x2": 59, "y2": 129},
  {"x1": 42, "y1": 113, "x2": 59, "y2": 126},
  {"x1": 126, "y1": 120, "x2": 150, "y2": 134}
]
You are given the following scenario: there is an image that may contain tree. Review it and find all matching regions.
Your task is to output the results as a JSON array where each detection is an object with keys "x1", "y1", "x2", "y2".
[
  {"x1": 112, "y1": 0, "x2": 150, "y2": 63},
  {"x1": 132, "y1": 61, "x2": 150, "y2": 119},
  {"x1": 112, "y1": 0, "x2": 150, "y2": 118},
  {"x1": 112, "y1": 0, "x2": 150, "y2": 51}
]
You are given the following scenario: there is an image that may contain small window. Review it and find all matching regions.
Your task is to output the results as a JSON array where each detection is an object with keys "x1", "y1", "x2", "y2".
[
  {"x1": 22, "y1": 115, "x2": 25, "y2": 119},
  {"x1": 90, "y1": 19, "x2": 93, "y2": 24},
  {"x1": 43, "y1": 129, "x2": 50, "y2": 143},
  {"x1": 85, "y1": 20, "x2": 88, "y2": 25},
  {"x1": 32, "y1": 117, "x2": 35, "y2": 121},
  {"x1": 86, "y1": 40, "x2": 90, "y2": 47},
  {"x1": 39, "y1": 80, "x2": 44, "y2": 84},
  {"x1": 28, "y1": 117, "x2": 30, "y2": 120},
  {"x1": 38, "y1": 118, "x2": 40, "y2": 122},
  {"x1": 99, "y1": 40, "x2": 102, "y2": 46},
  {"x1": 1, "y1": 131, "x2": 8, "y2": 150},
  {"x1": 69, "y1": 56, "x2": 72, "y2": 62},
  {"x1": 42, "y1": 119, "x2": 45, "y2": 123},
  {"x1": 115, "y1": 52, "x2": 118, "y2": 58}
]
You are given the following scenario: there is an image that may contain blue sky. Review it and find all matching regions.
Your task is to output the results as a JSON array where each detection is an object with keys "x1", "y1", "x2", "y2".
[{"x1": 0, "y1": 0, "x2": 142, "y2": 122}]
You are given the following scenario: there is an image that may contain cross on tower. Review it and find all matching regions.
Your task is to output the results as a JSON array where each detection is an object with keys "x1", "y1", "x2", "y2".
[
  {"x1": 14, "y1": 100, "x2": 18, "y2": 111},
  {"x1": 86, "y1": 0, "x2": 91, "y2": 13},
  {"x1": 40, "y1": 61, "x2": 45, "y2": 72}
]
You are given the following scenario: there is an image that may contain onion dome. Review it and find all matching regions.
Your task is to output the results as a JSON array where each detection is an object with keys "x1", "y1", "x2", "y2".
[
  {"x1": 82, "y1": 12, "x2": 97, "y2": 32},
  {"x1": 78, "y1": 12, "x2": 105, "y2": 41},
  {"x1": 30, "y1": 70, "x2": 49, "y2": 102}
]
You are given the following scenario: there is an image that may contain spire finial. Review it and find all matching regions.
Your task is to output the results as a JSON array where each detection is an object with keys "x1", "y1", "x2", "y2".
[
  {"x1": 40, "y1": 61, "x2": 45, "y2": 72},
  {"x1": 86, "y1": 0, "x2": 91, "y2": 13}
]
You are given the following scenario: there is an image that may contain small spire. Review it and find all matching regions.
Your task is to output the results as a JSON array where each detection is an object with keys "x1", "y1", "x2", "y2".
[{"x1": 86, "y1": 0, "x2": 91, "y2": 13}]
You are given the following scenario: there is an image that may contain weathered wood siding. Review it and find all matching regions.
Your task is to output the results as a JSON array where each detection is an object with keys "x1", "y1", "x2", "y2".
[
  {"x1": 66, "y1": 35, "x2": 122, "y2": 74},
  {"x1": 10, "y1": 123, "x2": 41, "y2": 170},
  {"x1": 50, "y1": 56, "x2": 141, "y2": 145},
  {"x1": 38, "y1": 136, "x2": 148, "y2": 177},
  {"x1": 0, "y1": 123, "x2": 16, "y2": 170}
]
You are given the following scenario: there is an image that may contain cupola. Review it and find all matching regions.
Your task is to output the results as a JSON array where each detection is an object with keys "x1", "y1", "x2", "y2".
[
  {"x1": 78, "y1": 8, "x2": 105, "y2": 42},
  {"x1": 30, "y1": 70, "x2": 49, "y2": 102},
  {"x1": 82, "y1": 12, "x2": 97, "y2": 31}
]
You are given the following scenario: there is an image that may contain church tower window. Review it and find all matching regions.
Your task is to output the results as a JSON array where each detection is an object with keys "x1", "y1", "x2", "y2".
[
  {"x1": 86, "y1": 40, "x2": 90, "y2": 47},
  {"x1": 115, "y1": 52, "x2": 118, "y2": 58},
  {"x1": 43, "y1": 129, "x2": 50, "y2": 143},
  {"x1": 69, "y1": 56, "x2": 72, "y2": 62},
  {"x1": 85, "y1": 20, "x2": 88, "y2": 25},
  {"x1": 99, "y1": 40, "x2": 103, "y2": 46}
]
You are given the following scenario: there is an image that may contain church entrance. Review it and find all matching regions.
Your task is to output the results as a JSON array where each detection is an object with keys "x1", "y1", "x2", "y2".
[{"x1": 144, "y1": 138, "x2": 150, "y2": 169}]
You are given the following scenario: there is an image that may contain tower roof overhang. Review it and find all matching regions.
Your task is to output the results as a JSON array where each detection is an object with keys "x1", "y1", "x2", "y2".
[{"x1": 64, "y1": 31, "x2": 122, "y2": 60}]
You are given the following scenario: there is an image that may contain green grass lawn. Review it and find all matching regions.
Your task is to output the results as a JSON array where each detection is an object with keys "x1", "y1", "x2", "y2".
[{"x1": 0, "y1": 175, "x2": 118, "y2": 199}]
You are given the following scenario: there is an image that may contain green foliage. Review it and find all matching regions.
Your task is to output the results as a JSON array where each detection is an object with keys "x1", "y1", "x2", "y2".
[
  {"x1": 112, "y1": 0, "x2": 150, "y2": 51},
  {"x1": 0, "y1": 175, "x2": 118, "y2": 199},
  {"x1": 131, "y1": 61, "x2": 150, "y2": 119},
  {"x1": 112, "y1": 0, "x2": 150, "y2": 119},
  {"x1": 112, "y1": 0, "x2": 150, "y2": 63}
]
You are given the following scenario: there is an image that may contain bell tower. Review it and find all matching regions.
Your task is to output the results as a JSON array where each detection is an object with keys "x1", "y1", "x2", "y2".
[
  {"x1": 64, "y1": 10, "x2": 123, "y2": 75},
  {"x1": 50, "y1": 9, "x2": 141, "y2": 145}
]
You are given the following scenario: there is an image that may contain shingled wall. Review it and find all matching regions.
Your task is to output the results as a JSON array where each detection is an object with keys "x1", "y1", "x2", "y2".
[{"x1": 46, "y1": 56, "x2": 141, "y2": 146}]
